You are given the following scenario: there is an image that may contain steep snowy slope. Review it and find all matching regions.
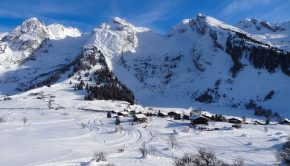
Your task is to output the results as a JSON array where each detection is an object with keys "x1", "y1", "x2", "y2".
[
  {"x1": 47, "y1": 23, "x2": 81, "y2": 40},
  {"x1": 0, "y1": 35, "x2": 88, "y2": 95},
  {"x1": 82, "y1": 14, "x2": 290, "y2": 116},
  {"x1": 237, "y1": 19, "x2": 290, "y2": 51},
  {"x1": 0, "y1": 18, "x2": 86, "y2": 95}
]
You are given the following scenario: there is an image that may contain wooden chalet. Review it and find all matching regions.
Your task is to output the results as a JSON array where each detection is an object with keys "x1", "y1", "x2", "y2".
[
  {"x1": 190, "y1": 115, "x2": 209, "y2": 125},
  {"x1": 279, "y1": 118, "x2": 290, "y2": 125},
  {"x1": 201, "y1": 112, "x2": 213, "y2": 119},
  {"x1": 210, "y1": 114, "x2": 227, "y2": 122},
  {"x1": 182, "y1": 114, "x2": 190, "y2": 120},
  {"x1": 133, "y1": 114, "x2": 147, "y2": 123},
  {"x1": 254, "y1": 120, "x2": 263, "y2": 125},
  {"x1": 157, "y1": 111, "x2": 168, "y2": 118},
  {"x1": 118, "y1": 111, "x2": 129, "y2": 117},
  {"x1": 228, "y1": 118, "x2": 243, "y2": 124}
]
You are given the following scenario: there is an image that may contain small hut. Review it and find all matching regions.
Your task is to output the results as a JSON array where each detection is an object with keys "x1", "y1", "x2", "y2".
[
  {"x1": 201, "y1": 112, "x2": 213, "y2": 119},
  {"x1": 167, "y1": 111, "x2": 182, "y2": 120},
  {"x1": 157, "y1": 111, "x2": 168, "y2": 118},
  {"x1": 254, "y1": 120, "x2": 263, "y2": 125},
  {"x1": 228, "y1": 118, "x2": 242, "y2": 124},
  {"x1": 182, "y1": 113, "x2": 190, "y2": 120},
  {"x1": 279, "y1": 118, "x2": 290, "y2": 125},
  {"x1": 168, "y1": 111, "x2": 176, "y2": 117},
  {"x1": 190, "y1": 115, "x2": 209, "y2": 125},
  {"x1": 134, "y1": 114, "x2": 147, "y2": 123},
  {"x1": 211, "y1": 114, "x2": 227, "y2": 122}
]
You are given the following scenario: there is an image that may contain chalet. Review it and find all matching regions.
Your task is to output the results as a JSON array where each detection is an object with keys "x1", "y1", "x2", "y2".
[
  {"x1": 134, "y1": 114, "x2": 147, "y2": 123},
  {"x1": 174, "y1": 112, "x2": 182, "y2": 120},
  {"x1": 232, "y1": 124, "x2": 242, "y2": 129},
  {"x1": 134, "y1": 110, "x2": 143, "y2": 114},
  {"x1": 124, "y1": 108, "x2": 136, "y2": 115},
  {"x1": 168, "y1": 111, "x2": 176, "y2": 117},
  {"x1": 128, "y1": 109, "x2": 135, "y2": 115},
  {"x1": 145, "y1": 112, "x2": 154, "y2": 117},
  {"x1": 279, "y1": 118, "x2": 290, "y2": 125},
  {"x1": 190, "y1": 115, "x2": 209, "y2": 125},
  {"x1": 118, "y1": 111, "x2": 129, "y2": 117},
  {"x1": 254, "y1": 120, "x2": 263, "y2": 125},
  {"x1": 182, "y1": 114, "x2": 190, "y2": 120},
  {"x1": 228, "y1": 118, "x2": 243, "y2": 124},
  {"x1": 157, "y1": 111, "x2": 168, "y2": 118},
  {"x1": 4, "y1": 96, "x2": 12, "y2": 101},
  {"x1": 201, "y1": 112, "x2": 213, "y2": 119},
  {"x1": 211, "y1": 114, "x2": 227, "y2": 122}
]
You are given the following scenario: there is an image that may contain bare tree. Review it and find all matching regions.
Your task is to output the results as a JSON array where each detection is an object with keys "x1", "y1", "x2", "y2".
[
  {"x1": 139, "y1": 142, "x2": 147, "y2": 158},
  {"x1": 174, "y1": 148, "x2": 229, "y2": 166},
  {"x1": 48, "y1": 99, "x2": 52, "y2": 109},
  {"x1": 182, "y1": 126, "x2": 190, "y2": 133},
  {"x1": 0, "y1": 117, "x2": 4, "y2": 123},
  {"x1": 233, "y1": 158, "x2": 245, "y2": 166},
  {"x1": 22, "y1": 117, "x2": 27, "y2": 125},
  {"x1": 115, "y1": 125, "x2": 123, "y2": 133},
  {"x1": 276, "y1": 138, "x2": 290, "y2": 165},
  {"x1": 93, "y1": 152, "x2": 106, "y2": 162},
  {"x1": 169, "y1": 134, "x2": 177, "y2": 150},
  {"x1": 81, "y1": 123, "x2": 86, "y2": 129},
  {"x1": 242, "y1": 116, "x2": 246, "y2": 123}
]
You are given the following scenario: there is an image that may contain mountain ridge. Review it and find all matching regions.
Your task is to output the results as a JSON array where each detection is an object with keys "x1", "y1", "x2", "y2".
[{"x1": 0, "y1": 14, "x2": 290, "y2": 117}]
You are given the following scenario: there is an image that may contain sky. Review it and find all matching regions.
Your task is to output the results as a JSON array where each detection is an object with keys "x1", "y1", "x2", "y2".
[{"x1": 0, "y1": 0, "x2": 290, "y2": 33}]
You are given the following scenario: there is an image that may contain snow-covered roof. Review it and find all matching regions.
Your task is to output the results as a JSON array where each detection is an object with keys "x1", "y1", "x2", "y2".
[
  {"x1": 120, "y1": 111, "x2": 129, "y2": 115},
  {"x1": 228, "y1": 117, "x2": 242, "y2": 120},
  {"x1": 201, "y1": 112, "x2": 213, "y2": 117},
  {"x1": 135, "y1": 114, "x2": 147, "y2": 119},
  {"x1": 159, "y1": 111, "x2": 168, "y2": 115}
]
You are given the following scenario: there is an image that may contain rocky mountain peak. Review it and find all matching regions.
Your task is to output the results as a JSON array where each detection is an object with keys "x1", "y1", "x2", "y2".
[
  {"x1": 16, "y1": 17, "x2": 47, "y2": 38},
  {"x1": 237, "y1": 18, "x2": 285, "y2": 32},
  {"x1": 3, "y1": 17, "x2": 48, "y2": 44}
]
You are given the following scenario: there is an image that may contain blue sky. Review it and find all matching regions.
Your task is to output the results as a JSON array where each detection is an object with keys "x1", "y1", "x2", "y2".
[{"x1": 0, "y1": 0, "x2": 290, "y2": 33}]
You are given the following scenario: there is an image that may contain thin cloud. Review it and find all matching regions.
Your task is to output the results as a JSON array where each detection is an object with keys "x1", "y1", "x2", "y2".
[
  {"x1": 0, "y1": 0, "x2": 89, "y2": 19},
  {"x1": 222, "y1": 0, "x2": 270, "y2": 16},
  {"x1": 129, "y1": 0, "x2": 183, "y2": 27}
]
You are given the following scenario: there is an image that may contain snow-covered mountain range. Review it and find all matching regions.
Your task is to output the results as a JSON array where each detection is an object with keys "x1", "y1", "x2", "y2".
[{"x1": 0, "y1": 14, "x2": 289, "y2": 116}]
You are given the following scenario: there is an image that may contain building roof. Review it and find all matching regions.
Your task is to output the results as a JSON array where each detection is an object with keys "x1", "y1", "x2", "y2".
[
  {"x1": 201, "y1": 112, "x2": 213, "y2": 118},
  {"x1": 228, "y1": 117, "x2": 242, "y2": 120},
  {"x1": 190, "y1": 115, "x2": 208, "y2": 120},
  {"x1": 281, "y1": 118, "x2": 290, "y2": 123},
  {"x1": 120, "y1": 111, "x2": 129, "y2": 115},
  {"x1": 159, "y1": 111, "x2": 168, "y2": 115},
  {"x1": 135, "y1": 114, "x2": 147, "y2": 119}
]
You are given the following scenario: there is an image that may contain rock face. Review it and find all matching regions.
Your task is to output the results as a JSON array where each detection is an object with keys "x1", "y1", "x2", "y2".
[{"x1": 0, "y1": 15, "x2": 290, "y2": 115}]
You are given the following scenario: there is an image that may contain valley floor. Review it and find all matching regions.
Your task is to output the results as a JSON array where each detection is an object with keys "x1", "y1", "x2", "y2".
[{"x1": 0, "y1": 81, "x2": 289, "y2": 166}]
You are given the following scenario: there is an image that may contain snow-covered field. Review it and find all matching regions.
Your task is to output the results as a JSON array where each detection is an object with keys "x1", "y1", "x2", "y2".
[{"x1": 0, "y1": 80, "x2": 289, "y2": 166}]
